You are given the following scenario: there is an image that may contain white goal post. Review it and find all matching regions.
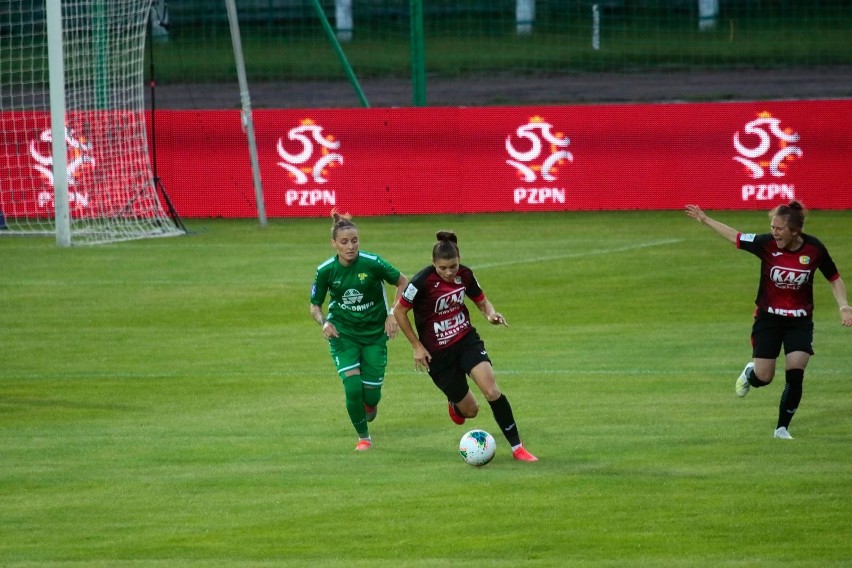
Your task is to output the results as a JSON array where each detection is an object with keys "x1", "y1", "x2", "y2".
[{"x1": 0, "y1": 0, "x2": 184, "y2": 246}]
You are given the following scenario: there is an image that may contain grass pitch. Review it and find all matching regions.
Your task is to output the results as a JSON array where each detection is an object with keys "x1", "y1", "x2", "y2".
[{"x1": 1, "y1": 211, "x2": 850, "y2": 566}]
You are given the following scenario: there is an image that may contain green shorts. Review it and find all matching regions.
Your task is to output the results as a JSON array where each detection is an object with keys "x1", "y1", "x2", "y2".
[{"x1": 328, "y1": 333, "x2": 388, "y2": 387}]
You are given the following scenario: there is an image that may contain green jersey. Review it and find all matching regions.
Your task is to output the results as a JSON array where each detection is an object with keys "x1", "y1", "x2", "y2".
[{"x1": 311, "y1": 251, "x2": 401, "y2": 340}]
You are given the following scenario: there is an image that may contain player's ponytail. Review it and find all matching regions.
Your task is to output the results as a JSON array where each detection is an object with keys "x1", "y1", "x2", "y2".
[
  {"x1": 433, "y1": 231, "x2": 460, "y2": 260},
  {"x1": 330, "y1": 208, "x2": 356, "y2": 239},
  {"x1": 769, "y1": 200, "x2": 807, "y2": 232}
]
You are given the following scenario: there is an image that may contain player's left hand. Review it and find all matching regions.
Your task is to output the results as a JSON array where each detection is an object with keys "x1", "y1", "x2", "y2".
[
  {"x1": 489, "y1": 313, "x2": 509, "y2": 327},
  {"x1": 840, "y1": 305, "x2": 852, "y2": 327},
  {"x1": 684, "y1": 204, "x2": 707, "y2": 223}
]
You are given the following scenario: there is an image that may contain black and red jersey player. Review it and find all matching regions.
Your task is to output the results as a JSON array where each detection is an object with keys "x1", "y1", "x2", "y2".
[
  {"x1": 393, "y1": 231, "x2": 538, "y2": 462},
  {"x1": 686, "y1": 202, "x2": 851, "y2": 439}
]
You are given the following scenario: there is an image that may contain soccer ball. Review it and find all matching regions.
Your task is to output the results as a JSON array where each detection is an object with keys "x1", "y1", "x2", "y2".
[{"x1": 459, "y1": 429, "x2": 496, "y2": 466}]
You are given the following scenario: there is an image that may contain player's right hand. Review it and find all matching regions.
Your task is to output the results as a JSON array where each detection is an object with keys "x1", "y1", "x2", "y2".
[
  {"x1": 413, "y1": 345, "x2": 431, "y2": 371},
  {"x1": 322, "y1": 321, "x2": 339, "y2": 339}
]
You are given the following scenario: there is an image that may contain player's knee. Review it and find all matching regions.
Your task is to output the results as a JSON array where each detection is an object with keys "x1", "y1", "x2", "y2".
[
  {"x1": 459, "y1": 400, "x2": 479, "y2": 418},
  {"x1": 752, "y1": 365, "x2": 774, "y2": 384},
  {"x1": 754, "y1": 372, "x2": 773, "y2": 385},
  {"x1": 480, "y1": 385, "x2": 502, "y2": 401},
  {"x1": 341, "y1": 372, "x2": 363, "y2": 397}
]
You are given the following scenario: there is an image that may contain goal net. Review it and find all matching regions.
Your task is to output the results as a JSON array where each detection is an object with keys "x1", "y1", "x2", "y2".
[{"x1": 0, "y1": 0, "x2": 184, "y2": 245}]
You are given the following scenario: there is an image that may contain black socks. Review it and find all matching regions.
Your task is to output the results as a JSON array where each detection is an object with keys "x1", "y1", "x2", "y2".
[
  {"x1": 777, "y1": 369, "x2": 804, "y2": 429},
  {"x1": 488, "y1": 394, "x2": 521, "y2": 447}
]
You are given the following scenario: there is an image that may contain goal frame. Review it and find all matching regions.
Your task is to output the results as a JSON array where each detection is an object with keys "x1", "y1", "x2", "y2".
[
  {"x1": 46, "y1": 0, "x2": 71, "y2": 246},
  {"x1": 1, "y1": 0, "x2": 186, "y2": 246}
]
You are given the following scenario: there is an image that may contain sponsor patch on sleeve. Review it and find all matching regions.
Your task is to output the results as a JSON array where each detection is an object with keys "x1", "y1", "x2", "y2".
[{"x1": 402, "y1": 283, "x2": 418, "y2": 302}]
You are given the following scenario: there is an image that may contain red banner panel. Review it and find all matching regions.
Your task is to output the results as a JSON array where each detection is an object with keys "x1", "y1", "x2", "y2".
[
  {"x1": 2, "y1": 110, "x2": 165, "y2": 219},
  {"x1": 3, "y1": 101, "x2": 850, "y2": 219}
]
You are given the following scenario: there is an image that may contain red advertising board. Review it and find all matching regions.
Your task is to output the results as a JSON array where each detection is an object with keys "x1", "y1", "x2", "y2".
[
  {"x1": 1, "y1": 110, "x2": 163, "y2": 219},
  {"x1": 3, "y1": 100, "x2": 850, "y2": 219}
]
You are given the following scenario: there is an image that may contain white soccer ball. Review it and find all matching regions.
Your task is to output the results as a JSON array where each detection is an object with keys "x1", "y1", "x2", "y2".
[{"x1": 459, "y1": 429, "x2": 496, "y2": 466}]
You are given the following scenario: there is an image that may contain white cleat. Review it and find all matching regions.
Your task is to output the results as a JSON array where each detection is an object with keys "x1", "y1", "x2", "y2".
[
  {"x1": 774, "y1": 427, "x2": 794, "y2": 440},
  {"x1": 736, "y1": 362, "x2": 755, "y2": 397}
]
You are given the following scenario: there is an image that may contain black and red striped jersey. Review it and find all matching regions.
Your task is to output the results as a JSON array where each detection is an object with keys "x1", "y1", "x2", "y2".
[
  {"x1": 398, "y1": 264, "x2": 486, "y2": 352},
  {"x1": 737, "y1": 232, "x2": 840, "y2": 317}
]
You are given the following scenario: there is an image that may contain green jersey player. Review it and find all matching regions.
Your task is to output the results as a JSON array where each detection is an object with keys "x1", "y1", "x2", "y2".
[{"x1": 310, "y1": 210, "x2": 408, "y2": 451}]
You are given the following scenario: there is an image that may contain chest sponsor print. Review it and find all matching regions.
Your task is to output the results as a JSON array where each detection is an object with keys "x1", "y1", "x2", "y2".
[
  {"x1": 435, "y1": 288, "x2": 466, "y2": 314},
  {"x1": 770, "y1": 266, "x2": 810, "y2": 289}
]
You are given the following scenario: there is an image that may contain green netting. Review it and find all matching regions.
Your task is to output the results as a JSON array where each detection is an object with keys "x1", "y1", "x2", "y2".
[{"x1": 6, "y1": 1, "x2": 849, "y2": 107}]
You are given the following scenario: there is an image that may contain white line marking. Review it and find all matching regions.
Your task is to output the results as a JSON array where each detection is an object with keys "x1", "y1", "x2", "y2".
[
  {"x1": 11, "y1": 364, "x2": 852, "y2": 382},
  {"x1": 471, "y1": 239, "x2": 684, "y2": 270}
]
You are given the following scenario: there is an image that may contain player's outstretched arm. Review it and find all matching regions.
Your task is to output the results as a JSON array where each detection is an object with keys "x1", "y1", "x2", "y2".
[{"x1": 685, "y1": 204, "x2": 739, "y2": 244}]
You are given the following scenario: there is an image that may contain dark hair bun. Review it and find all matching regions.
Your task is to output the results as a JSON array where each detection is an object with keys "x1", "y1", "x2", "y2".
[{"x1": 435, "y1": 231, "x2": 457, "y2": 244}]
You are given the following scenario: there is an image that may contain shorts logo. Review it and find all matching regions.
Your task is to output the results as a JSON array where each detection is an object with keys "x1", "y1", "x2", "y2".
[
  {"x1": 506, "y1": 116, "x2": 573, "y2": 206},
  {"x1": 278, "y1": 119, "x2": 342, "y2": 207},
  {"x1": 29, "y1": 125, "x2": 94, "y2": 210},
  {"x1": 733, "y1": 112, "x2": 801, "y2": 202}
]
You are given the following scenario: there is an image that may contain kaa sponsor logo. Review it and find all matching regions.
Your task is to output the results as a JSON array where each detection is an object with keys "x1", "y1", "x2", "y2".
[
  {"x1": 29, "y1": 125, "x2": 94, "y2": 209},
  {"x1": 277, "y1": 118, "x2": 342, "y2": 207},
  {"x1": 733, "y1": 111, "x2": 802, "y2": 202},
  {"x1": 505, "y1": 116, "x2": 573, "y2": 205},
  {"x1": 435, "y1": 288, "x2": 465, "y2": 314},
  {"x1": 770, "y1": 266, "x2": 809, "y2": 290}
]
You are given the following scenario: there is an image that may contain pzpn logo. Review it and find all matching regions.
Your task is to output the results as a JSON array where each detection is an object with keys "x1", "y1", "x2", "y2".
[
  {"x1": 733, "y1": 112, "x2": 802, "y2": 202},
  {"x1": 505, "y1": 116, "x2": 572, "y2": 205},
  {"x1": 278, "y1": 119, "x2": 342, "y2": 207},
  {"x1": 29, "y1": 125, "x2": 94, "y2": 209}
]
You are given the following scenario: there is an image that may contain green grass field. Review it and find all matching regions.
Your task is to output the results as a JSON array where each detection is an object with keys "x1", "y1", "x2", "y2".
[{"x1": 2, "y1": 211, "x2": 850, "y2": 566}]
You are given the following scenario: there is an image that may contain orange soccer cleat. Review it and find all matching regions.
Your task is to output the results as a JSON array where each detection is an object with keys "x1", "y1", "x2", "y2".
[
  {"x1": 448, "y1": 400, "x2": 466, "y2": 425},
  {"x1": 512, "y1": 445, "x2": 539, "y2": 462}
]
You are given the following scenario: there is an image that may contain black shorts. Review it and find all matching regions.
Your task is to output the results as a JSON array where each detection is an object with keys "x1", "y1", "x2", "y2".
[
  {"x1": 427, "y1": 330, "x2": 491, "y2": 404},
  {"x1": 751, "y1": 311, "x2": 814, "y2": 359}
]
